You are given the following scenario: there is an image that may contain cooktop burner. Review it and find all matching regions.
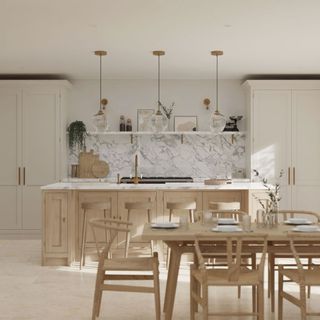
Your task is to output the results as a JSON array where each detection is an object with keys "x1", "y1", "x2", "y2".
[{"x1": 120, "y1": 176, "x2": 193, "y2": 184}]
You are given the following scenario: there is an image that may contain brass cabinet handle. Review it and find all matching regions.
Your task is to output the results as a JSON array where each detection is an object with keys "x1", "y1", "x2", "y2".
[
  {"x1": 23, "y1": 167, "x2": 26, "y2": 185},
  {"x1": 62, "y1": 217, "x2": 66, "y2": 223},
  {"x1": 288, "y1": 167, "x2": 291, "y2": 185},
  {"x1": 293, "y1": 167, "x2": 296, "y2": 185},
  {"x1": 18, "y1": 167, "x2": 21, "y2": 185}
]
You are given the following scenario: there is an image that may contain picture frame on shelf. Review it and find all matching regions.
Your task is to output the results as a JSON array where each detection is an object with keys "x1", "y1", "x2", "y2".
[
  {"x1": 137, "y1": 109, "x2": 154, "y2": 132},
  {"x1": 174, "y1": 116, "x2": 198, "y2": 132}
]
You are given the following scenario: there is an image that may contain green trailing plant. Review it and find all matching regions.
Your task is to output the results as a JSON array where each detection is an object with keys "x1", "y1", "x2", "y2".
[{"x1": 67, "y1": 121, "x2": 87, "y2": 151}]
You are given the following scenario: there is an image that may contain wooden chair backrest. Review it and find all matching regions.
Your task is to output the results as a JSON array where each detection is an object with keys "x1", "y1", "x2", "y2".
[
  {"x1": 81, "y1": 201, "x2": 111, "y2": 211},
  {"x1": 277, "y1": 210, "x2": 320, "y2": 223},
  {"x1": 194, "y1": 233, "x2": 268, "y2": 281},
  {"x1": 166, "y1": 201, "x2": 197, "y2": 210},
  {"x1": 89, "y1": 218, "x2": 132, "y2": 258},
  {"x1": 125, "y1": 201, "x2": 154, "y2": 210},
  {"x1": 209, "y1": 202, "x2": 240, "y2": 211},
  {"x1": 287, "y1": 232, "x2": 320, "y2": 283}
]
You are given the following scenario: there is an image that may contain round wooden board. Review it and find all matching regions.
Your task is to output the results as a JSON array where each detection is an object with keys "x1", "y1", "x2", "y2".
[{"x1": 92, "y1": 160, "x2": 109, "y2": 178}]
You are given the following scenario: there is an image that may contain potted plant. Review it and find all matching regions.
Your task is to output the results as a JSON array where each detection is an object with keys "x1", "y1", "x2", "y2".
[{"x1": 67, "y1": 120, "x2": 87, "y2": 151}]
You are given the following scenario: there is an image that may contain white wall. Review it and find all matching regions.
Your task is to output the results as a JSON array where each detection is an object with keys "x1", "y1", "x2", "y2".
[{"x1": 68, "y1": 79, "x2": 245, "y2": 131}]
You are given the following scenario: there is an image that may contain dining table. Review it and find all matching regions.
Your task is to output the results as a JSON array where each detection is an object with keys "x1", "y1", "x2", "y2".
[{"x1": 141, "y1": 221, "x2": 319, "y2": 320}]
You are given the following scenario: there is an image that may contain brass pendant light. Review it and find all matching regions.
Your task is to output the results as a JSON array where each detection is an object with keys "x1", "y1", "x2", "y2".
[
  {"x1": 209, "y1": 50, "x2": 226, "y2": 133},
  {"x1": 150, "y1": 50, "x2": 169, "y2": 132},
  {"x1": 92, "y1": 50, "x2": 108, "y2": 132}
]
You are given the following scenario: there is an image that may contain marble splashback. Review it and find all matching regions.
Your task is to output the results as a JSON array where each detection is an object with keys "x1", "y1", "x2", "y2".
[{"x1": 69, "y1": 133, "x2": 246, "y2": 179}]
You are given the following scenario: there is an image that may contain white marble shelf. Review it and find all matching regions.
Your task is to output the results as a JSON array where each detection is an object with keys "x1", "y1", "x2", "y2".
[{"x1": 87, "y1": 131, "x2": 246, "y2": 136}]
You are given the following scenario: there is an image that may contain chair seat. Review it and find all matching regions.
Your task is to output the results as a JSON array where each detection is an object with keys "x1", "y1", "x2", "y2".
[
  {"x1": 192, "y1": 268, "x2": 260, "y2": 285},
  {"x1": 280, "y1": 268, "x2": 320, "y2": 285},
  {"x1": 103, "y1": 256, "x2": 156, "y2": 271}
]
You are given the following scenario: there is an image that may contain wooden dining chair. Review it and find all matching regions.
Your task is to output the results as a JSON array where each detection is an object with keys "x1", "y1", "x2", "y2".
[
  {"x1": 201, "y1": 203, "x2": 252, "y2": 300},
  {"x1": 268, "y1": 210, "x2": 320, "y2": 312},
  {"x1": 278, "y1": 232, "x2": 320, "y2": 320},
  {"x1": 166, "y1": 200, "x2": 197, "y2": 266},
  {"x1": 80, "y1": 201, "x2": 111, "y2": 269},
  {"x1": 89, "y1": 217, "x2": 161, "y2": 320},
  {"x1": 124, "y1": 201, "x2": 155, "y2": 257},
  {"x1": 190, "y1": 233, "x2": 268, "y2": 320}
]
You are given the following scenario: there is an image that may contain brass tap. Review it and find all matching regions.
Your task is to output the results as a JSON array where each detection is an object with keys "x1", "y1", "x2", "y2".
[{"x1": 132, "y1": 154, "x2": 140, "y2": 184}]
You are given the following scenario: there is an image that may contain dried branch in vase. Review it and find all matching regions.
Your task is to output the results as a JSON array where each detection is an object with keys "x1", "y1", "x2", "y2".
[{"x1": 159, "y1": 101, "x2": 175, "y2": 119}]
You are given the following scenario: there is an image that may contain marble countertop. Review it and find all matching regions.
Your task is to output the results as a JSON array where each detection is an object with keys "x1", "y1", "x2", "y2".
[{"x1": 41, "y1": 180, "x2": 266, "y2": 191}]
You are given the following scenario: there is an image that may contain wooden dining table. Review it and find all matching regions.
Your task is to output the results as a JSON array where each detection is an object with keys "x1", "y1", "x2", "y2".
[{"x1": 141, "y1": 222, "x2": 309, "y2": 320}]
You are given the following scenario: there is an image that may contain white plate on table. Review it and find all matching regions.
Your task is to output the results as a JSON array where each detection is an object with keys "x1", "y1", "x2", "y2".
[
  {"x1": 218, "y1": 218, "x2": 238, "y2": 225},
  {"x1": 212, "y1": 225, "x2": 243, "y2": 232},
  {"x1": 284, "y1": 218, "x2": 312, "y2": 225},
  {"x1": 292, "y1": 225, "x2": 320, "y2": 233},
  {"x1": 151, "y1": 223, "x2": 179, "y2": 229}
]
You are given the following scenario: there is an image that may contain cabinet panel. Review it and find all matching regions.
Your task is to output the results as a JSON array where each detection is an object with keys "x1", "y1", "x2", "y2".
[
  {"x1": 163, "y1": 191, "x2": 202, "y2": 222},
  {"x1": 0, "y1": 187, "x2": 20, "y2": 229},
  {"x1": 22, "y1": 89, "x2": 59, "y2": 185},
  {"x1": 44, "y1": 192, "x2": 68, "y2": 254},
  {"x1": 292, "y1": 90, "x2": 320, "y2": 186},
  {"x1": 252, "y1": 90, "x2": 291, "y2": 184}
]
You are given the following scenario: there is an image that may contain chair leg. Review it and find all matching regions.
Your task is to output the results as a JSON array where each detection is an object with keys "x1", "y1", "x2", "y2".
[
  {"x1": 258, "y1": 281, "x2": 264, "y2": 320},
  {"x1": 124, "y1": 210, "x2": 131, "y2": 258},
  {"x1": 307, "y1": 257, "x2": 311, "y2": 298},
  {"x1": 166, "y1": 210, "x2": 173, "y2": 268},
  {"x1": 92, "y1": 265, "x2": 104, "y2": 320},
  {"x1": 202, "y1": 284, "x2": 208, "y2": 320},
  {"x1": 252, "y1": 253, "x2": 257, "y2": 312},
  {"x1": 190, "y1": 265, "x2": 196, "y2": 320},
  {"x1": 270, "y1": 254, "x2": 275, "y2": 312},
  {"x1": 147, "y1": 209, "x2": 154, "y2": 254},
  {"x1": 238, "y1": 285, "x2": 241, "y2": 299},
  {"x1": 80, "y1": 211, "x2": 87, "y2": 270},
  {"x1": 300, "y1": 284, "x2": 307, "y2": 320},
  {"x1": 189, "y1": 209, "x2": 195, "y2": 223},
  {"x1": 278, "y1": 271, "x2": 283, "y2": 320},
  {"x1": 153, "y1": 253, "x2": 161, "y2": 320}
]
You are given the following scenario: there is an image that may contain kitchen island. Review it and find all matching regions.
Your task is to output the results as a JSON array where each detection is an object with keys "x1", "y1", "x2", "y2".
[{"x1": 41, "y1": 181, "x2": 266, "y2": 266}]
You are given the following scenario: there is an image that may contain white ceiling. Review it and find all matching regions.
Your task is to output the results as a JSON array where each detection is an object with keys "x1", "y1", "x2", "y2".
[{"x1": 1, "y1": 0, "x2": 320, "y2": 80}]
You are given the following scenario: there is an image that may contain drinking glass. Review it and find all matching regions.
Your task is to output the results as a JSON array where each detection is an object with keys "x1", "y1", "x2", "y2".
[
  {"x1": 179, "y1": 215, "x2": 188, "y2": 230},
  {"x1": 242, "y1": 215, "x2": 251, "y2": 232}
]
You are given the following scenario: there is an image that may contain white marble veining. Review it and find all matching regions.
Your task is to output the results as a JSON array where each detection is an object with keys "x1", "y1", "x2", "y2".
[
  {"x1": 42, "y1": 181, "x2": 265, "y2": 191},
  {"x1": 69, "y1": 133, "x2": 246, "y2": 179}
]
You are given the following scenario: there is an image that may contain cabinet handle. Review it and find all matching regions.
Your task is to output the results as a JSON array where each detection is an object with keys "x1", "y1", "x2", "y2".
[
  {"x1": 288, "y1": 167, "x2": 291, "y2": 185},
  {"x1": 23, "y1": 167, "x2": 26, "y2": 185},
  {"x1": 18, "y1": 167, "x2": 21, "y2": 185},
  {"x1": 293, "y1": 167, "x2": 295, "y2": 185},
  {"x1": 62, "y1": 217, "x2": 66, "y2": 223}
]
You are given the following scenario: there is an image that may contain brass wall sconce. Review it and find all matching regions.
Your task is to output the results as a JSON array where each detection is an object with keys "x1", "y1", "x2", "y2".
[{"x1": 203, "y1": 98, "x2": 211, "y2": 110}]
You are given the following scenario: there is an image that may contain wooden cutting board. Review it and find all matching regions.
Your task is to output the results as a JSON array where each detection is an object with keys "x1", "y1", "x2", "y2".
[
  {"x1": 92, "y1": 160, "x2": 109, "y2": 178},
  {"x1": 79, "y1": 150, "x2": 99, "y2": 178}
]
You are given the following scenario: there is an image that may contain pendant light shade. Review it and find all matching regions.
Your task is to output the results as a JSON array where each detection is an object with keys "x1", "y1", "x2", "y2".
[
  {"x1": 150, "y1": 50, "x2": 168, "y2": 132},
  {"x1": 92, "y1": 50, "x2": 108, "y2": 132},
  {"x1": 209, "y1": 50, "x2": 226, "y2": 133}
]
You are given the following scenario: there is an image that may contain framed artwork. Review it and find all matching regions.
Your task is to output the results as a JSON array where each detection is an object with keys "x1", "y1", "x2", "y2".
[
  {"x1": 174, "y1": 116, "x2": 198, "y2": 132},
  {"x1": 137, "y1": 109, "x2": 154, "y2": 131}
]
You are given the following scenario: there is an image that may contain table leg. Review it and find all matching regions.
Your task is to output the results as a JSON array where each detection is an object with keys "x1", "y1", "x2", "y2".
[{"x1": 163, "y1": 242, "x2": 183, "y2": 320}]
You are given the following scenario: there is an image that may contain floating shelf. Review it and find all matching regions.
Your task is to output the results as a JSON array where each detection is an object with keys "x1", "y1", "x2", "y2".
[
  {"x1": 87, "y1": 131, "x2": 245, "y2": 136},
  {"x1": 86, "y1": 131, "x2": 245, "y2": 144}
]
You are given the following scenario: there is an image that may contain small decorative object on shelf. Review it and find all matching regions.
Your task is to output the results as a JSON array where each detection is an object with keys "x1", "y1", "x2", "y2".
[
  {"x1": 67, "y1": 120, "x2": 87, "y2": 151},
  {"x1": 223, "y1": 116, "x2": 243, "y2": 132},
  {"x1": 120, "y1": 115, "x2": 126, "y2": 131},
  {"x1": 126, "y1": 118, "x2": 132, "y2": 131},
  {"x1": 174, "y1": 116, "x2": 198, "y2": 132},
  {"x1": 253, "y1": 169, "x2": 284, "y2": 227}
]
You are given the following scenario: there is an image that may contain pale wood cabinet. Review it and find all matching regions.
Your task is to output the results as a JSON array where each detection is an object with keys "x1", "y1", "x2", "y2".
[
  {"x1": 0, "y1": 81, "x2": 70, "y2": 235},
  {"x1": 244, "y1": 80, "x2": 320, "y2": 212},
  {"x1": 42, "y1": 191, "x2": 69, "y2": 265}
]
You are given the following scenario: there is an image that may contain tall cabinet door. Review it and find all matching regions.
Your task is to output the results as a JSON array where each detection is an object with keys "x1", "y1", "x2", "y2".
[
  {"x1": 0, "y1": 89, "x2": 22, "y2": 229},
  {"x1": 292, "y1": 90, "x2": 320, "y2": 211},
  {"x1": 252, "y1": 90, "x2": 292, "y2": 209},
  {"x1": 22, "y1": 87, "x2": 60, "y2": 229}
]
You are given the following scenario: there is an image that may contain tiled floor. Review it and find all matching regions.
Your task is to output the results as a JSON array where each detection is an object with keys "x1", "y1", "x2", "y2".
[{"x1": 0, "y1": 240, "x2": 319, "y2": 319}]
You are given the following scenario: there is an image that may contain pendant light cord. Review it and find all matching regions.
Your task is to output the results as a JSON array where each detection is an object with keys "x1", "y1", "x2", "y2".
[
  {"x1": 99, "y1": 55, "x2": 102, "y2": 111},
  {"x1": 215, "y1": 55, "x2": 219, "y2": 113},
  {"x1": 158, "y1": 55, "x2": 161, "y2": 110}
]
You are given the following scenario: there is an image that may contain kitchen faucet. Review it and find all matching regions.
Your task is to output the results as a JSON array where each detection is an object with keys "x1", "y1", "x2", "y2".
[{"x1": 132, "y1": 154, "x2": 140, "y2": 184}]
